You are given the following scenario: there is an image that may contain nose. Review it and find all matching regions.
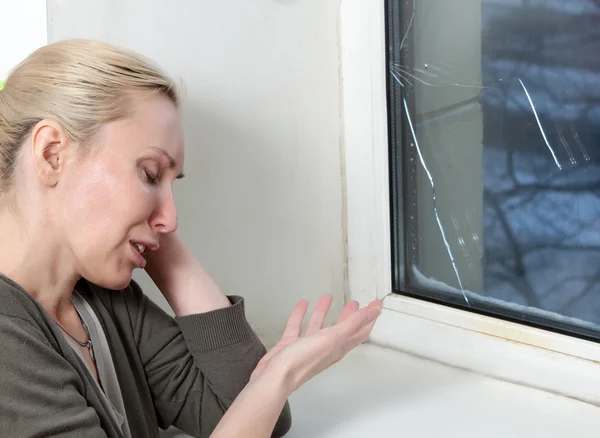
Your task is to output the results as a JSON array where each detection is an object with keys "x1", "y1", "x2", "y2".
[{"x1": 149, "y1": 189, "x2": 178, "y2": 234}]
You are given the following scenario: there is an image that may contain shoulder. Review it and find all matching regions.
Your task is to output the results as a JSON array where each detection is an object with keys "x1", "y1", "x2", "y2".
[
  {"x1": 0, "y1": 279, "x2": 64, "y2": 366},
  {"x1": 0, "y1": 275, "x2": 48, "y2": 326},
  {"x1": 0, "y1": 311, "x2": 89, "y2": 436},
  {"x1": 0, "y1": 275, "x2": 77, "y2": 357},
  {"x1": 0, "y1": 313, "x2": 49, "y2": 349}
]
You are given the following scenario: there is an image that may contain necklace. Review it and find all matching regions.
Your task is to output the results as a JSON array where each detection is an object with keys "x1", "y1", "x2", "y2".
[{"x1": 55, "y1": 305, "x2": 95, "y2": 362}]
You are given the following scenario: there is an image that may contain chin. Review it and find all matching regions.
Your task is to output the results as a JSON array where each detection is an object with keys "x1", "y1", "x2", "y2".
[{"x1": 83, "y1": 269, "x2": 134, "y2": 291}]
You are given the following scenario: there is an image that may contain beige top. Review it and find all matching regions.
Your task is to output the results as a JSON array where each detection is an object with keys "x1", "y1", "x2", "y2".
[{"x1": 65, "y1": 292, "x2": 132, "y2": 438}]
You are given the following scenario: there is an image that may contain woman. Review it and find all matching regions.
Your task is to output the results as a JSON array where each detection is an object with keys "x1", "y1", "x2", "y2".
[{"x1": 0, "y1": 39, "x2": 382, "y2": 438}]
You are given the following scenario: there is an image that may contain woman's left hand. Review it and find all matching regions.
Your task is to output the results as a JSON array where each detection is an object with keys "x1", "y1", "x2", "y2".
[{"x1": 250, "y1": 295, "x2": 382, "y2": 383}]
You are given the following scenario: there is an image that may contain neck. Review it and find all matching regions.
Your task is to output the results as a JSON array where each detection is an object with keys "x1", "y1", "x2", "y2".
[{"x1": 0, "y1": 206, "x2": 79, "y2": 319}]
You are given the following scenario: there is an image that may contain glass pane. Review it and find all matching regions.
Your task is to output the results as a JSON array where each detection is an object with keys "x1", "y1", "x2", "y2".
[{"x1": 387, "y1": 0, "x2": 600, "y2": 340}]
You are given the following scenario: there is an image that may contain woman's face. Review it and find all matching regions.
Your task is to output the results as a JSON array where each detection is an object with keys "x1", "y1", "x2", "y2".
[{"x1": 57, "y1": 95, "x2": 185, "y2": 290}]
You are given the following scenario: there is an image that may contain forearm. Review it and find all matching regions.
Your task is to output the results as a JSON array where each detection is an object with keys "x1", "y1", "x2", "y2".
[
  {"x1": 145, "y1": 233, "x2": 230, "y2": 316},
  {"x1": 211, "y1": 370, "x2": 291, "y2": 438}
]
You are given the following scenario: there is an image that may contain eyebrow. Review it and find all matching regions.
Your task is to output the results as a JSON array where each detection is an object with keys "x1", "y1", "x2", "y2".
[{"x1": 151, "y1": 147, "x2": 185, "y2": 179}]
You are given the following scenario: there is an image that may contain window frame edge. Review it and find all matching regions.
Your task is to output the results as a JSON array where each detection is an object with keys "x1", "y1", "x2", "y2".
[{"x1": 340, "y1": 0, "x2": 600, "y2": 405}]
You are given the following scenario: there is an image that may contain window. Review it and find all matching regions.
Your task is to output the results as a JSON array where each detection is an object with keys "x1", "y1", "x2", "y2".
[{"x1": 386, "y1": 0, "x2": 600, "y2": 341}]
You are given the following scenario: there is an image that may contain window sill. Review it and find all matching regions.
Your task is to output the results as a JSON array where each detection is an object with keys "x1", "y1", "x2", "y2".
[
  {"x1": 162, "y1": 342, "x2": 599, "y2": 438},
  {"x1": 370, "y1": 294, "x2": 600, "y2": 406},
  {"x1": 286, "y1": 343, "x2": 599, "y2": 437}
]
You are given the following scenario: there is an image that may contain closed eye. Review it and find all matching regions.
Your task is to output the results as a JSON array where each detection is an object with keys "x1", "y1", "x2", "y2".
[{"x1": 143, "y1": 167, "x2": 159, "y2": 185}]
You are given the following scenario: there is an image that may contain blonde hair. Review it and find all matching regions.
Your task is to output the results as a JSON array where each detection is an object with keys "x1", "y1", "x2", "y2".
[{"x1": 0, "y1": 39, "x2": 180, "y2": 195}]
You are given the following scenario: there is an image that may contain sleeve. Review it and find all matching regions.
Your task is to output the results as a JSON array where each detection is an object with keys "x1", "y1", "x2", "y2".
[
  {"x1": 124, "y1": 281, "x2": 292, "y2": 438},
  {"x1": 0, "y1": 316, "x2": 108, "y2": 438}
]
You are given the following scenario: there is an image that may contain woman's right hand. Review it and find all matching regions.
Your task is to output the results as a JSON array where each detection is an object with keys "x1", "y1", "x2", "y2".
[{"x1": 252, "y1": 295, "x2": 383, "y2": 394}]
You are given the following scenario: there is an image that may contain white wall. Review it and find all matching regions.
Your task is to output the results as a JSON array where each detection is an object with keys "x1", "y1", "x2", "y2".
[
  {"x1": 0, "y1": 0, "x2": 47, "y2": 79},
  {"x1": 46, "y1": 0, "x2": 346, "y2": 345}
]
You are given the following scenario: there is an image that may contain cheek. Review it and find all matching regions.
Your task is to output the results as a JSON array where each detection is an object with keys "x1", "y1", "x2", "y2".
[
  {"x1": 74, "y1": 168, "x2": 124, "y2": 216},
  {"x1": 62, "y1": 162, "x2": 152, "y2": 242}
]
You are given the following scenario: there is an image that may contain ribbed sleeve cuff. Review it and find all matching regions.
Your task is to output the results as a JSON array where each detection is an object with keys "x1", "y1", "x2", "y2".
[{"x1": 175, "y1": 296, "x2": 252, "y2": 352}]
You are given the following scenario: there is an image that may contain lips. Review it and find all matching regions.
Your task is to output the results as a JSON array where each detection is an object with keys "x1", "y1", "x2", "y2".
[
  {"x1": 132, "y1": 242, "x2": 146, "y2": 254},
  {"x1": 129, "y1": 240, "x2": 159, "y2": 254},
  {"x1": 129, "y1": 243, "x2": 146, "y2": 268},
  {"x1": 129, "y1": 240, "x2": 159, "y2": 268}
]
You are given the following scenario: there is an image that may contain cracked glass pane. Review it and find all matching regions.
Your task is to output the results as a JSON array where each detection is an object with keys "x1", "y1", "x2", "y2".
[{"x1": 387, "y1": 0, "x2": 600, "y2": 340}]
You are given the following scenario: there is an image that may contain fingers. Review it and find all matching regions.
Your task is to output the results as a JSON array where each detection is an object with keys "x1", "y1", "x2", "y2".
[
  {"x1": 366, "y1": 299, "x2": 384, "y2": 310},
  {"x1": 336, "y1": 300, "x2": 359, "y2": 324},
  {"x1": 348, "y1": 317, "x2": 378, "y2": 347},
  {"x1": 282, "y1": 299, "x2": 310, "y2": 338},
  {"x1": 337, "y1": 299, "x2": 382, "y2": 327},
  {"x1": 337, "y1": 298, "x2": 383, "y2": 324},
  {"x1": 304, "y1": 294, "x2": 334, "y2": 336},
  {"x1": 334, "y1": 306, "x2": 382, "y2": 359},
  {"x1": 284, "y1": 297, "x2": 381, "y2": 339},
  {"x1": 336, "y1": 302, "x2": 382, "y2": 338}
]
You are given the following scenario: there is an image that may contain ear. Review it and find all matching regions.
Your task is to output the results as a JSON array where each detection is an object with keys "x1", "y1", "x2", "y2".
[{"x1": 30, "y1": 119, "x2": 74, "y2": 188}]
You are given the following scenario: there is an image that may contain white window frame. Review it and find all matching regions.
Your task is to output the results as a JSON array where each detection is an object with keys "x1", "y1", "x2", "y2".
[{"x1": 340, "y1": 0, "x2": 600, "y2": 406}]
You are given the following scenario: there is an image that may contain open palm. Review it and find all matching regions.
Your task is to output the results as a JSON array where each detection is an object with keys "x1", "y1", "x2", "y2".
[{"x1": 250, "y1": 295, "x2": 383, "y2": 388}]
